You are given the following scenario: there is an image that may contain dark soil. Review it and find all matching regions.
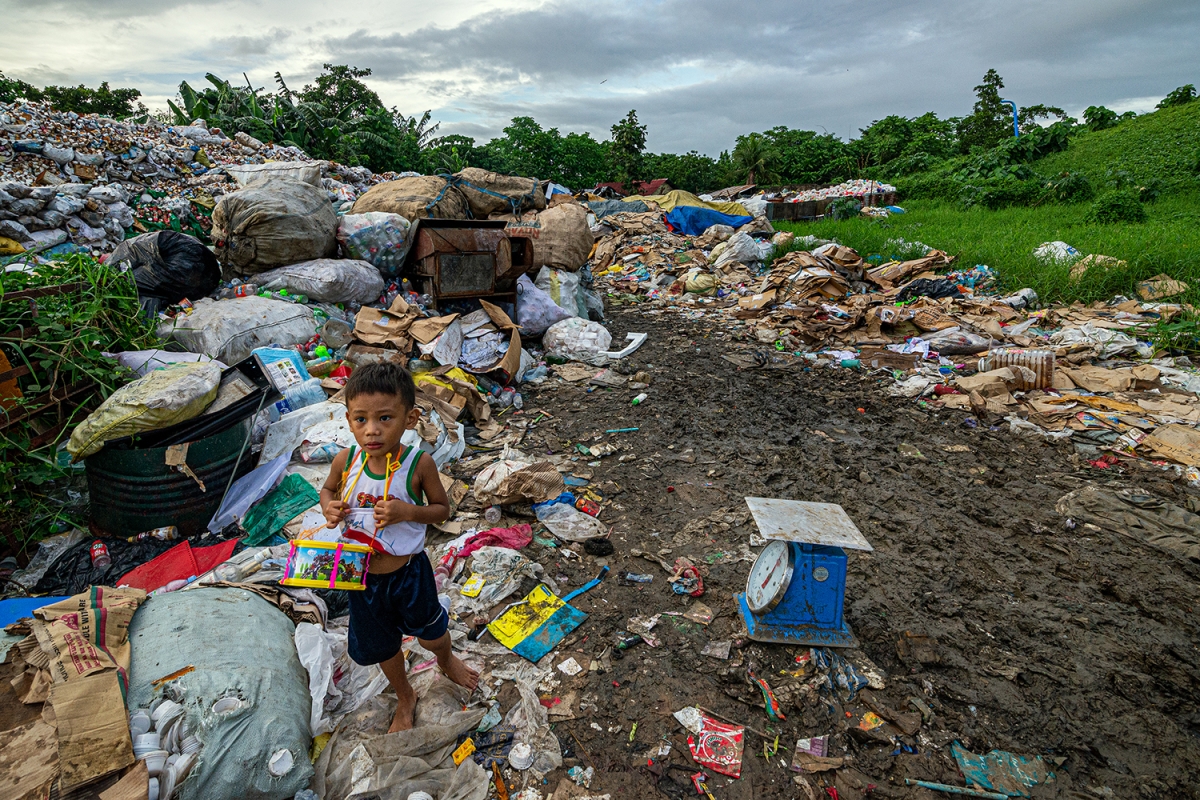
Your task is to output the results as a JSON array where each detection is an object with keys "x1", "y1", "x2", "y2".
[{"x1": 507, "y1": 305, "x2": 1200, "y2": 800}]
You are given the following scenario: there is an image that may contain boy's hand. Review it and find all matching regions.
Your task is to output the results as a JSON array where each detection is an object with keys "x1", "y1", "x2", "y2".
[
  {"x1": 373, "y1": 498, "x2": 415, "y2": 528},
  {"x1": 324, "y1": 500, "x2": 349, "y2": 528}
]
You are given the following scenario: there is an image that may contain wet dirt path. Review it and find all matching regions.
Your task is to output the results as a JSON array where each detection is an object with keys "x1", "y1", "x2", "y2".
[{"x1": 504, "y1": 305, "x2": 1200, "y2": 800}]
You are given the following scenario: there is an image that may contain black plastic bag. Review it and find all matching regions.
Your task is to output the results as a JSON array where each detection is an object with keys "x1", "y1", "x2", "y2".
[
  {"x1": 896, "y1": 278, "x2": 961, "y2": 302},
  {"x1": 33, "y1": 533, "x2": 244, "y2": 596},
  {"x1": 109, "y1": 231, "x2": 220, "y2": 314}
]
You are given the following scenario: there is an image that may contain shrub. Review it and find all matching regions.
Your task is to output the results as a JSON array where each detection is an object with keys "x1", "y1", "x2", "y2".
[
  {"x1": 893, "y1": 170, "x2": 960, "y2": 201},
  {"x1": 1087, "y1": 189, "x2": 1147, "y2": 223},
  {"x1": 960, "y1": 178, "x2": 1048, "y2": 210},
  {"x1": 1046, "y1": 171, "x2": 1093, "y2": 203}
]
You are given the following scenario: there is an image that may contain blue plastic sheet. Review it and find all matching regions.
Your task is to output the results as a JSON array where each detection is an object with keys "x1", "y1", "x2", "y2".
[
  {"x1": 951, "y1": 742, "x2": 1054, "y2": 797},
  {"x1": 664, "y1": 205, "x2": 752, "y2": 236}
]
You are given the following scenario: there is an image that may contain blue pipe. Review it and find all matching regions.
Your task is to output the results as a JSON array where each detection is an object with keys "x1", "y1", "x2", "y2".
[{"x1": 1001, "y1": 99, "x2": 1018, "y2": 137}]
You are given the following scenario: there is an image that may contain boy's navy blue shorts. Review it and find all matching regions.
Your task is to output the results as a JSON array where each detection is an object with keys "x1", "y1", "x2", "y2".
[{"x1": 347, "y1": 551, "x2": 448, "y2": 666}]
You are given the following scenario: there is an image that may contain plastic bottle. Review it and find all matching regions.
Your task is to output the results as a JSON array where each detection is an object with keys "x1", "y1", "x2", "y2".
[
  {"x1": 977, "y1": 348, "x2": 1055, "y2": 390},
  {"x1": 218, "y1": 283, "x2": 258, "y2": 299},
  {"x1": 632, "y1": 393, "x2": 649, "y2": 405},
  {"x1": 512, "y1": 392, "x2": 524, "y2": 410},
  {"x1": 522, "y1": 364, "x2": 548, "y2": 382},
  {"x1": 484, "y1": 505, "x2": 502, "y2": 524},
  {"x1": 125, "y1": 526, "x2": 178, "y2": 543},
  {"x1": 476, "y1": 375, "x2": 502, "y2": 397},
  {"x1": 90, "y1": 540, "x2": 111, "y2": 570},
  {"x1": 283, "y1": 377, "x2": 326, "y2": 411},
  {"x1": 259, "y1": 289, "x2": 309, "y2": 305}
]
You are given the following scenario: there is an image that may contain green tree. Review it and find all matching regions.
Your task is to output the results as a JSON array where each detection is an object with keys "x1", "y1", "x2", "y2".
[
  {"x1": 169, "y1": 68, "x2": 438, "y2": 173},
  {"x1": 1017, "y1": 103, "x2": 1069, "y2": 133},
  {"x1": 730, "y1": 132, "x2": 779, "y2": 184},
  {"x1": 609, "y1": 110, "x2": 647, "y2": 188},
  {"x1": 299, "y1": 65, "x2": 385, "y2": 119},
  {"x1": 956, "y1": 69, "x2": 1011, "y2": 152},
  {"x1": 479, "y1": 116, "x2": 557, "y2": 179},
  {"x1": 423, "y1": 134, "x2": 478, "y2": 173},
  {"x1": 1156, "y1": 84, "x2": 1196, "y2": 108},
  {"x1": 12, "y1": 79, "x2": 146, "y2": 119},
  {"x1": 1083, "y1": 105, "x2": 1118, "y2": 131},
  {"x1": 761, "y1": 127, "x2": 848, "y2": 184},
  {"x1": 643, "y1": 150, "x2": 721, "y2": 193},
  {"x1": 555, "y1": 132, "x2": 609, "y2": 189},
  {"x1": 0, "y1": 71, "x2": 38, "y2": 104}
]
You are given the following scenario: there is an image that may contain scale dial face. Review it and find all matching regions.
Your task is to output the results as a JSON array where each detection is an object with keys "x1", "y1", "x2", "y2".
[{"x1": 746, "y1": 540, "x2": 794, "y2": 613}]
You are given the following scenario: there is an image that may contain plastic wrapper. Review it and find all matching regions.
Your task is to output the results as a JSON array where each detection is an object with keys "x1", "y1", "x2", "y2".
[
  {"x1": 108, "y1": 349, "x2": 221, "y2": 377},
  {"x1": 534, "y1": 266, "x2": 584, "y2": 318},
  {"x1": 294, "y1": 620, "x2": 389, "y2": 736},
  {"x1": 1049, "y1": 323, "x2": 1153, "y2": 359},
  {"x1": 535, "y1": 502, "x2": 609, "y2": 542},
  {"x1": 542, "y1": 317, "x2": 612, "y2": 366},
  {"x1": 108, "y1": 231, "x2": 220, "y2": 314},
  {"x1": 516, "y1": 274, "x2": 573, "y2": 335},
  {"x1": 456, "y1": 546, "x2": 546, "y2": 616},
  {"x1": 207, "y1": 453, "x2": 290, "y2": 533},
  {"x1": 712, "y1": 231, "x2": 760, "y2": 270}
]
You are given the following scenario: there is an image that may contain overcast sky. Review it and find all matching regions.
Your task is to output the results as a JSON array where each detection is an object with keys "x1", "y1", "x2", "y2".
[{"x1": 4, "y1": 0, "x2": 1198, "y2": 155}]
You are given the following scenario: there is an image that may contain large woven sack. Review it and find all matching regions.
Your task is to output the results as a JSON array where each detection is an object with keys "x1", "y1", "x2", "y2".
[
  {"x1": 351, "y1": 176, "x2": 468, "y2": 220},
  {"x1": 453, "y1": 167, "x2": 546, "y2": 217},
  {"x1": 530, "y1": 203, "x2": 591, "y2": 272},
  {"x1": 212, "y1": 177, "x2": 337, "y2": 274},
  {"x1": 224, "y1": 161, "x2": 322, "y2": 188}
]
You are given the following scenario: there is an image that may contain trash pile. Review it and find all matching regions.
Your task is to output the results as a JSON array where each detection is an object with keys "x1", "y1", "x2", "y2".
[
  {"x1": 0, "y1": 129, "x2": 639, "y2": 798},
  {"x1": 1, "y1": 100, "x2": 422, "y2": 255},
  {"x1": 592, "y1": 219, "x2": 1200, "y2": 480},
  {"x1": 775, "y1": 179, "x2": 898, "y2": 204}
]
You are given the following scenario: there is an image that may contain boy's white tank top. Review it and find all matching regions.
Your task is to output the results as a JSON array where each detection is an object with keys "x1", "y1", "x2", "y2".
[{"x1": 340, "y1": 444, "x2": 427, "y2": 556}]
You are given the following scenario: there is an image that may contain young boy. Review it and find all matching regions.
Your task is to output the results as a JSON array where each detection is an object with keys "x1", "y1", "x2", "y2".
[{"x1": 321, "y1": 362, "x2": 479, "y2": 733}]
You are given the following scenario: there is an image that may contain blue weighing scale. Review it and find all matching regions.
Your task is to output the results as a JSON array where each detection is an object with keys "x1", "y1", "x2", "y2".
[{"x1": 737, "y1": 498, "x2": 873, "y2": 648}]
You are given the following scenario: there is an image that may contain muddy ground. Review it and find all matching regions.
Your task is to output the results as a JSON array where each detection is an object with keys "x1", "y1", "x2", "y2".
[{"x1": 465, "y1": 305, "x2": 1200, "y2": 800}]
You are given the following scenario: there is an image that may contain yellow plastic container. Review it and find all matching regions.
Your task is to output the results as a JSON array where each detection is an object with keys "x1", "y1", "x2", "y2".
[{"x1": 282, "y1": 540, "x2": 371, "y2": 590}]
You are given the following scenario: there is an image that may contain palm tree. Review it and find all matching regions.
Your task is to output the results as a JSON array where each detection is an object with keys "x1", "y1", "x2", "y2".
[
  {"x1": 395, "y1": 110, "x2": 441, "y2": 150},
  {"x1": 731, "y1": 133, "x2": 779, "y2": 185}
]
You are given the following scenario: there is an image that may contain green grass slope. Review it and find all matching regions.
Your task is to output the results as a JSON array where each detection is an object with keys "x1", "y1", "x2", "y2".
[{"x1": 1036, "y1": 101, "x2": 1200, "y2": 191}]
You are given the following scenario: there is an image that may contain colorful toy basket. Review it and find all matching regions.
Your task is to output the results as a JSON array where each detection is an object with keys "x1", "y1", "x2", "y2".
[{"x1": 282, "y1": 540, "x2": 372, "y2": 591}]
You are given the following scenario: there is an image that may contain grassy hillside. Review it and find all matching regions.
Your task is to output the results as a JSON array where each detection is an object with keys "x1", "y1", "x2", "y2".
[
  {"x1": 1035, "y1": 101, "x2": 1200, "y2": 191},
  {"x1": 777, "y1": 192, "x2": 1200, "y2": 309}
]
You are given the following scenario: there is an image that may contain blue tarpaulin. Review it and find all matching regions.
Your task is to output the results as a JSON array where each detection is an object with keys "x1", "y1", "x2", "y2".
[{"x1": 664, "y1": 205, "x2": 753, "y2": 236}]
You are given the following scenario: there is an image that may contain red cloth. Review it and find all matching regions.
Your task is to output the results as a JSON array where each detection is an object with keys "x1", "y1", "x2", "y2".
[
  {"x1": 118, "y1": 538, "x2": 240, "y2": 592},
  {"x1": 457, "y1": 523, "x2": 533, "y2": 559}
]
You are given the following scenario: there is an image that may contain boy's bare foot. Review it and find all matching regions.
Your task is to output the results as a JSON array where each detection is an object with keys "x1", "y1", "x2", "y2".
[
  {"x1": 388, "y1": 682, "x2": 417, "y2": 733},
  {"x1": 440, "y1": 654, "x2": 480, "y2": 691}
]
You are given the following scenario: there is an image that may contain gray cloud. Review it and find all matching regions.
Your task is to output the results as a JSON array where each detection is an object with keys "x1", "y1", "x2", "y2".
[
  {"x1": 4, "y1": 0, "x2": 1198, "y2": 157},
  {"x1": 214, "y1": 30, "x2": 291, "y2": 57},
  {"x1": 321, "y1": 0, "x2": 1200, "y2": 153}
]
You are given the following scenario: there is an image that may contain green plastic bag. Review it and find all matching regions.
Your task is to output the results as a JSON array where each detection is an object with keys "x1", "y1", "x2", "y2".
[{"x1": 241, "y1": 473, "x2": 319, "y2": 546}]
